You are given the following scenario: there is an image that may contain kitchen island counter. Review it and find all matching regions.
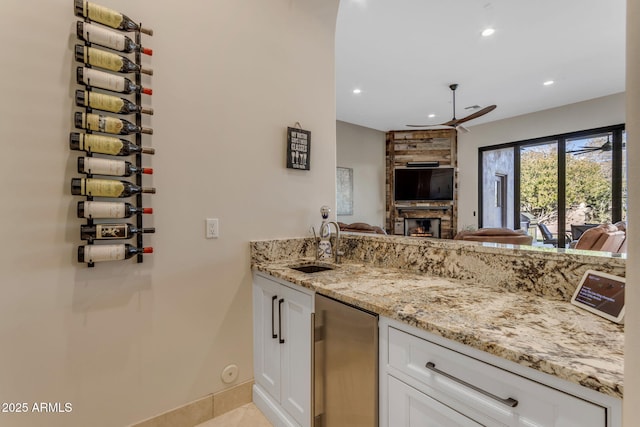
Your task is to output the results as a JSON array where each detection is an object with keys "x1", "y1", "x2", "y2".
[{"x1": 251, "y1": 236, "x2": 624, "y2": 400}]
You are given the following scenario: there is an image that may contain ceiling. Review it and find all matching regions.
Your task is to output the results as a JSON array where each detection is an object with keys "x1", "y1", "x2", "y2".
[{"x1": 335, "y1": 0, "x2": 626, "y2": 132}]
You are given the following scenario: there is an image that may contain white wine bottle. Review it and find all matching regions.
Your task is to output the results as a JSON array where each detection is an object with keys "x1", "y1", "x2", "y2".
[
  {"x1": 81, "y1": 223, "x2": 155, "y2": 240},
  {"x1": 74, "y1": 0, "x2": 153, "y2": 36},
  {"x1": 75, "y1": 90, "x2": 153, "y2": 115},
  {"x1": 78, "y1": 244, "x2": 153, "y2": 263},
  {"x1": 70, "y1": 133, "x2": 155, "y2": 156},
  {"x1": 75, "y1": 112, "x2": 153, "y2": 135},
  {"x1": 71, "y1": 177, "x2": 156, "y2": 198},
  {"x1": 78, "y1": 157, "x2": 153, "y2": 177},
  {"x1": 77, "y1": 21, "x2": 152, "y2": 55},
  {"x1": 77, "y1": 201, "x2": 152, "y2": 219},
  {"x1": 77, "y1": 67, "x2": 152, "y2": 95},
  {"x1": 75, "y1": 45, "x2": 153, "y2": 75}
]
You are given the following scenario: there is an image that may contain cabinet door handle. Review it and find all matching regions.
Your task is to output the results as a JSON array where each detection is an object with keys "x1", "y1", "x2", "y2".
[
  {"x1": 278, "y1": 298, "x2": 285, "y2": 344},
  {"x1": 271, "y1": 295, "x2": 278, "y2": 339},
  {"x1": 425, "y1": 362, "x2": 518, "y2": 408}
]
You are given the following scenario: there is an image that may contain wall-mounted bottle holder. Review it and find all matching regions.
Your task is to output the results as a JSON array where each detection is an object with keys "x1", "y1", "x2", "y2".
[{"x1": 72, "y1": 3, "x2": 154, "y2": 266}]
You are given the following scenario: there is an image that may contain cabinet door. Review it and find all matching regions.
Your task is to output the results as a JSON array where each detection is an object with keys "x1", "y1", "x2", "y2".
[
  {"x1": 253, "y1": 276, "x2": 283, "y2": 401},
  {"x1": 389, "y1": 376, "x2": 483, "y2": 427},
  {"x1": 388, "y1": 326, "x2": 607, "y2": 427},
  {"x1": 280, "y1": 285, "x2": 313, "y2": 427}
]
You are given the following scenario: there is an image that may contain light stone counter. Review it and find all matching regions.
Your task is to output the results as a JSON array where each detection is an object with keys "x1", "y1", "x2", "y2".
[{"x1": 250, "y1": 234, "x2": 625, "y2": 399}]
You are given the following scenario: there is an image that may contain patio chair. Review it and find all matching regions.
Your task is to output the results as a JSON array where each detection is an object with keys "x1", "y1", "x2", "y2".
[{"x1": 538, "y1": 223, "x2": 571, "y2": 247}]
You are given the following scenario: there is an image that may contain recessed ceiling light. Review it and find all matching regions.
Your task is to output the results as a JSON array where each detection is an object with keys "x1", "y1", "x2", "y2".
[
  {"x1": 352, "y1": 88, "x2": 362, "y2": 94},
  {"x1": 428, "y1": 114, "x2": 436, "y2": 118},
  {"x1": 481, "y1": 28, "x2": 495, "y2": 37},
  {"x1": 543, "y1": 80, "x2": 555, "y2": 86}
]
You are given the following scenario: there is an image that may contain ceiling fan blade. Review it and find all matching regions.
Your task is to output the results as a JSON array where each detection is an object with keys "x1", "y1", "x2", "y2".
[
  {"x1": 408, "y1": 85, "x2": 495, "y2": 130},
  {"x1": 405, "y1": 124, "x2": 455, "y2": 129},
  {"x1": 454, "y1": 105, "x2": 497, "y2": 125},
  {"x1": 567, "y1": 142, "x2": 611, "y2": 154},
  {"x1": 567, "y1": 147, "x2": 599, "y2": 154}
]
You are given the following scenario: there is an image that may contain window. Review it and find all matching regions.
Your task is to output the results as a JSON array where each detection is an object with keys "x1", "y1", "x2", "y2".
[{"x1": 479, "y1": 125, "x2": 626, "y2": 247}]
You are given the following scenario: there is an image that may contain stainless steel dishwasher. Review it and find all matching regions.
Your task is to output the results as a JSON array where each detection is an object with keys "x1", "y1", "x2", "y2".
[{"x1": 313, "y1": 294, "x2": 378, "y2": 427}]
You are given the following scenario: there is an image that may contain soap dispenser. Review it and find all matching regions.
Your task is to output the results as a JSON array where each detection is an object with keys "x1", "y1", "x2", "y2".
[{"x1": 318, "y1": 205, "x2": 332, "y2": 260}]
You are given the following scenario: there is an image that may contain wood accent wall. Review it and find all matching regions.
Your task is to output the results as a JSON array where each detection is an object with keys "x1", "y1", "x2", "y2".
[{"x1": 386, "y1": 129, "x2": 458, "y2": 238}]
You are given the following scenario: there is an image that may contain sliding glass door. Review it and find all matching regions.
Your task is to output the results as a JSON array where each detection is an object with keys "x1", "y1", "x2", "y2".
[
  {"x1": 481, "y1": 147, "x2": 514, "y2": 228},
  {"x1": 478, "y1": 125, "x2": 626, "y2": 248},
  {"x1": 520, "y1": 141, "x2": 559, "y2": 243}
]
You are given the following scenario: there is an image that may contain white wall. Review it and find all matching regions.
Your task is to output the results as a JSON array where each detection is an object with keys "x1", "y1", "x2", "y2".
[
  {"x1": 457, "y1": 93, "x2": 625, "y2": 229},
  {"x1": 336, "y1": 120, "x2": 386, "y2": 228},
  {"x1": 0, "y1": 1, "x2": 339, "y2": 426},
  {"x1": 624, "y1": 0, "x2": 640, "y2": 423}
]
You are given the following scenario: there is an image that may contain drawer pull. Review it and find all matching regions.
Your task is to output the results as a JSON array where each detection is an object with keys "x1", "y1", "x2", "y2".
[
  {"x1": 425, "y1": 362, "x2": 519, "y2": 408},
  {"x1": 271, "y1": 295, "x2": 278, "y2": 339},
  {"x1": 278, "y1": 298, "x2": 285, "y2": 344}
]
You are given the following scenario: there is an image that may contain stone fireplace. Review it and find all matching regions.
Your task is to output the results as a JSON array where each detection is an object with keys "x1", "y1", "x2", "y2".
[{"x1": 404, "y1": 218, "x2": 441, "y2": 238}]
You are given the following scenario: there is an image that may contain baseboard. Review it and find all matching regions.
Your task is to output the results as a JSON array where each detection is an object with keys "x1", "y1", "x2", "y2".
[
  {"x1": 130, "y1": 380, "x2": 254, "y2": 427},
  {"x1": 252, "y1": 384, "x2": 298, "y2": 427}
]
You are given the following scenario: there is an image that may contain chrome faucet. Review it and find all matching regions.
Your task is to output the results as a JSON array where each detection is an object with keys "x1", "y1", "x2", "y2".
[{"x1": 320, "y1": 221, "x2": 342, "y2": 264}]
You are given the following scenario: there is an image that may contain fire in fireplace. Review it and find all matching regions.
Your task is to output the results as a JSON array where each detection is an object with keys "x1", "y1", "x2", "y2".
[{"x1": 404, "y1": 218, "x2": 441, "y2": 238}]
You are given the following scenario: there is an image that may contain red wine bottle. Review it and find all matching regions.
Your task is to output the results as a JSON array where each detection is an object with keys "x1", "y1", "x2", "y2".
[
  {"x1": 81, "y1": 223, "x2": 155, "y2": 240},
  {"x1": 77, "y1": 67, "x2": 152, "y2": 95},
  {"x1": 75, "y1": 90, "x2": 153, "y2": 115},
  {"x1": 74, "y1": 0, "x2": 153, "y2": 36},
  {"x1": 78, "y1": 201, "x2": 152, "y2": 219},
  {"x1": 75, "y1": 112, "x2": 153, "y2": 135},
  {"x1": 71, "y1": 177, "x2": 156, "y2": 198},
  {"x1": 75, "y1": 45, "x2": 153, "y2": 75},
  {"x1": 77, "y1": 22, "x2": 152, "y2": 55},
  {"x1": 70, "y1": 133, "x2": 155, "y2": 156},
  {"x1": 78, "y1": 244, "x2": 153, "y2": 263},
  {"x1": 78, "y1": 157, "x2": 153, "y2": 177}
]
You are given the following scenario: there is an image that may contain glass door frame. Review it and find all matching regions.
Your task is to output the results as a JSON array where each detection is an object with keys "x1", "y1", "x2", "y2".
[{"x1": 478, "y1": 124, "x2": 625, "y2": 247}]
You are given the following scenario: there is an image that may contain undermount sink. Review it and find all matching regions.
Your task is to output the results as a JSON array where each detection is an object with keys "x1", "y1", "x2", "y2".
[{"x1": 290, "y1": 264, "x2": 335, "y2": 273}]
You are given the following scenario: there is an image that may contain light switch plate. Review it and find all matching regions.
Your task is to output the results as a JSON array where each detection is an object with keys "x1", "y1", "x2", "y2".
[{"x1": 206, "y1": 218, "x2": 219, "y2": 238}]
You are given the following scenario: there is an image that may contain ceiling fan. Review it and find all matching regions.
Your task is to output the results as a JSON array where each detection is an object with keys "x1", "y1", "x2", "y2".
[
  {"x1": 406, "y1": 83, "x2": 497, "y2": 131},
  {"x1": 566, "y1": 136, "x2": 623, "y2": 155}
]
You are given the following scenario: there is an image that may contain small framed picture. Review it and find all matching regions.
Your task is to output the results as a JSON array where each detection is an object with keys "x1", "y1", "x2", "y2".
[
  {"x1": 337, "y1": 167, "x2": 353, "y2": 215},
  {"x1": 287, "y1": 127, "x2": 311, "y2": 170}
]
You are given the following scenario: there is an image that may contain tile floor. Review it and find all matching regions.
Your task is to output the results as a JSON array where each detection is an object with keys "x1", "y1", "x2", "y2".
[{"x1": 195, "y1": 403, "x2": 272, "y2": 427}]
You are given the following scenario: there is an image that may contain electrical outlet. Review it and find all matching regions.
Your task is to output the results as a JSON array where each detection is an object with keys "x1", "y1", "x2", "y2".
[{"x1": 206, "y1": 218, "x2": 219, "y2": 239}]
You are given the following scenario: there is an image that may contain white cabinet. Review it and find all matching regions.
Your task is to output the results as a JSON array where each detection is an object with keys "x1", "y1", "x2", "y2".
[
  {"x1": 380, "y1": 317, "x2": 621, "y2": 427},
  {"x1": 389, "y1": 375, "x2": 482, "y2": 427},
  {"x1": 253, "y1": 272, "x2": 313, "y2": 427}
]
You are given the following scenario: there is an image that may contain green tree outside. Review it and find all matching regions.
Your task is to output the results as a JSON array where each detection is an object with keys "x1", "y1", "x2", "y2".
[{"x1": 520, "y1": 148, "x2": 612, "y2": 226}]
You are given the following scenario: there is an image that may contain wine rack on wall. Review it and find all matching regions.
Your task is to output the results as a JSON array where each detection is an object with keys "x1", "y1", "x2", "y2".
[{"x1": 71, "y1": 0, "x2": 155, "y2": 266}]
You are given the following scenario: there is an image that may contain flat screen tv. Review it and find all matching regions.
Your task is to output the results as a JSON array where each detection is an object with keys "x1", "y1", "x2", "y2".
[{"x1": 394, "y1": 167, "x2": 454, "y2": 201}]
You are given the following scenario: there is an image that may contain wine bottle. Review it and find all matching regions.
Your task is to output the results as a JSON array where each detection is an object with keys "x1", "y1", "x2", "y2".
[
  {"x1": 74, "y1": 0, "x2": 153, "y2": 36},
  {"x1": 75, "y1": 45, "x2": 153, "y2": 75},
  {"x1": 77, "y1": 21, "x2": 152, "y2": 55},
  {"x1": 70, "y1": 133, "x2": 155, "y2": 156},
  {"x1": 78, "y1": 157, "x2": 153, "y2": 177},
  {"x1": 78, "y1": 244, "x2": 153, "y2": 263},
  {"x1": 75, "y1": 90, "x2": 153, "y2": 115},
  {"x1": 81, "y1": 223, "x2": 155, "y2": 240},
  {"x1": 77, "y1": 67, "x2": 152, "y2": 95},
  {"x1": 71, "y1": 177, "x2": 156, "y2": 198},
  {"x1": 75, "y1": 112, "x2": 153, "y2": 135},
  {"x1": 78, "y1": 201, "x2": 152, "y2": 219}
]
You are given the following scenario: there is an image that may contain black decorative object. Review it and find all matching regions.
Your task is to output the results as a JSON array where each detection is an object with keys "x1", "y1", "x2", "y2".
[
  {"x1": 286, "y1": 126, "x2": 311, "y2": 170},
  {"x1": 407, "y1": 161, "x2": 439, "y2": 167}
]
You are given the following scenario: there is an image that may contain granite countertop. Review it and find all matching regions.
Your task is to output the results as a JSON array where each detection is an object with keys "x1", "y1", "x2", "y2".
[{"x1": 252, "y1": 257, "x2": 624, "y2": 399}]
